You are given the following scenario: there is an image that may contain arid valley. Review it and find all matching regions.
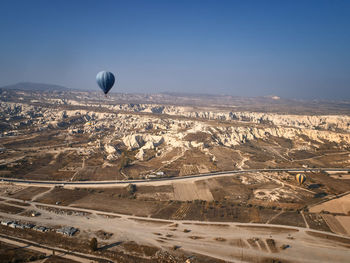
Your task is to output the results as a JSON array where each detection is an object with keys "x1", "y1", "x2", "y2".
[{"x1": 0, "y1": 85, "x2": 349, "y2": 262}]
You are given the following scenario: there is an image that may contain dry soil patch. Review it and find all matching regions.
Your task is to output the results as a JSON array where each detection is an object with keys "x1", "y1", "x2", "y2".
[{"x1": 310, "y1": 194, "x2": 350, "y2": 214}]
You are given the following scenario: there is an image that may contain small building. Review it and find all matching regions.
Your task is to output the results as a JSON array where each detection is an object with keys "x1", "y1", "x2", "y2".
[
  {"x1": 145, "y1": 174, "x2": 157, "y2": 179},
  {"x1": 1, "y1": 220, "x2": 13, "y2": 226},
  {"x1": 145, "y1": 171, "x2": 165, "y2": 179},
  {"x1": 23, "y1": 223, "x2": 35, "y2": 229},
  {"x1": 9, "y1": 222, "x2": 19, "y2": 228},
  {"x1": 57, "y1": 226, "x2": 78, "y2": 236},
  {"x1": 16, "y1": 223, "x2": 25, "y2": 229},
  {"x1": 33, "y1": 226, "x2": 48, "y2": 232}
]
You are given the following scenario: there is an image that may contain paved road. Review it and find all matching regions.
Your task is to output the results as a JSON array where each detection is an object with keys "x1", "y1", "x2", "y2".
[{"x1": 0, "y1": 168, "x2": 349, "y2": 187}]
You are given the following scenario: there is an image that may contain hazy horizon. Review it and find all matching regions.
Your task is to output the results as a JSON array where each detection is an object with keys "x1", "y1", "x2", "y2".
[{"x1": 1, "y1": 0, "x2": 349, "y2": 100}]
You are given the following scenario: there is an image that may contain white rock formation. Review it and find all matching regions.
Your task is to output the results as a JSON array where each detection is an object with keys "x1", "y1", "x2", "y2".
[
  {"x1": 123, "y1": 134, "x2": 164, "y2": 151},
  {"x1": 104, "y1": 144, "x2": 116, "y2": 154},
  {"x1": 1, "y1": 101, "x2": 350, "y2": 157},
  {"x1": 135, "y1": 148, "x2": 145, "y2": 160}
]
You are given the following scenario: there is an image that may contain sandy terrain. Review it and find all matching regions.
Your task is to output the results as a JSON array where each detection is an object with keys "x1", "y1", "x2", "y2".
[{"x1": 0, "y1": 195, "x2": 350, "y2": 262}]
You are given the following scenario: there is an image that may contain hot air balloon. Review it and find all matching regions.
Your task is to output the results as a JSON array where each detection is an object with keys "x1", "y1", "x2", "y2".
[
  {"x1": 296, "y1": 173, "x2": 306, "y2": 185},
  {"x1": 96, "y1": 71, "x2": 115, "y2": 95}
]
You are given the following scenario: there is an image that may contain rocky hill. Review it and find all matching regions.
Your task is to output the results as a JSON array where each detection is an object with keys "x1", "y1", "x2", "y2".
[{"x1": 0, "y1": 82, "x2": 69, "y2": 92}]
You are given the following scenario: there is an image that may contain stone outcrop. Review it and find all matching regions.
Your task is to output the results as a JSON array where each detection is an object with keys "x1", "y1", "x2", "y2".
[
  {"x1": 104, "y1": 144, "x2": 116, "y2": 154},
  {"x1": 123, "y1": 134, "x2": 164, "y2": 150}
]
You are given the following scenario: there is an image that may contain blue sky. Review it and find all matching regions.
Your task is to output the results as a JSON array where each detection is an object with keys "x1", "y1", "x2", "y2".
[{"x1": 0, "y1": 0, "x2": 349, "y2": 99}]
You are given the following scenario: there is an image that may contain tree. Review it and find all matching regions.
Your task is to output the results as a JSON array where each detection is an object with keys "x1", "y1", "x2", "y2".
[
  {"x1": 119, "y1": 152, "x2": 131, "y2": 170},
  {"x1": 127, "y1": 184, "x2": 137, "y2": 194},
  {"x1": 90, "y1": 237, "x2": 98, "y2": 251}
]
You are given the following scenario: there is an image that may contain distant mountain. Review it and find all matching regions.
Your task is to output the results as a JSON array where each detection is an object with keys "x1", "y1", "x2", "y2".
[{"x1": 0, "y1": 82, "x2": 69, "y2": 91}]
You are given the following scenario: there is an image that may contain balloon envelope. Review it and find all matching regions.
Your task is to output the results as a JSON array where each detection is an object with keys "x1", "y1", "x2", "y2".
[
  {"x1": 296, "y1": 173, "x2": 306, "y2": 184},
  {"x1": 96, "y1": 71, "x2": 115, "y2": 94}
]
